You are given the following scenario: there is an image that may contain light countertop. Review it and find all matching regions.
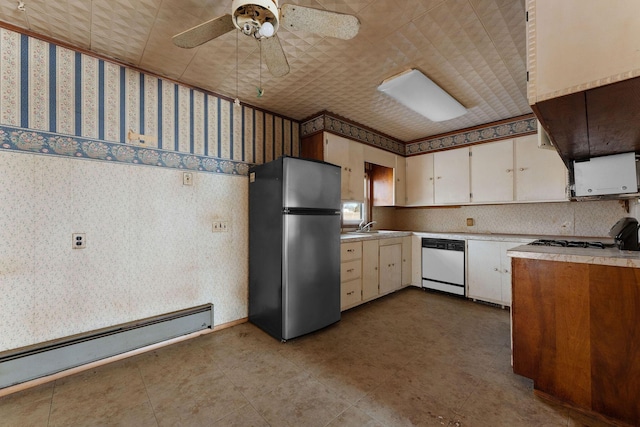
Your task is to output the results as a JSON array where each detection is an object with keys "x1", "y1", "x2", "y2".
[
  {"x1": 340, "y1": 230, "x2": 640, "y2": 268},
  {"x1": 340, "y1": 231, "x2": 412, "y2": 242},
  {"x1": 507, "y1": 244, "x2": 640, "y2": 268}
]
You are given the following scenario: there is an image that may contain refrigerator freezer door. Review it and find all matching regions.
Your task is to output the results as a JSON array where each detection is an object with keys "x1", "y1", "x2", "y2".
[
  {"x1": 282, "y1": 213, "x2": 341, "y2": 340},
  {"x1": 283, "y1": 158, "x2": 341, "y2": 210}
]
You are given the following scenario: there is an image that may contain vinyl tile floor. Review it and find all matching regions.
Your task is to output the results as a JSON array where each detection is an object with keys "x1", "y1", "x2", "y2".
[{"x1": 0, "y1": 288, "x2": 619, "y2": 427}]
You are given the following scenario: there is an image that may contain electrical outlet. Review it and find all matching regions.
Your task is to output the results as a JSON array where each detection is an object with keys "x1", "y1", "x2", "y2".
[
  {"x1": 72, "y1": 233, "x2": 86, "y2": 249},
  {"x1": 212, "y1": 221, "x2": 229, "y2": 232},
  {"x1": 183, "y1": 172, "x2": 193, "y2": 186}
]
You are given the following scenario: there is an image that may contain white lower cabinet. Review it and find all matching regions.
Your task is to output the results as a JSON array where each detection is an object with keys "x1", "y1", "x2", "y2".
[
  {"x1": 379, "y1": 244, "x2": 402, "y2": 294},
  {"x1": 341, "y1": 235, "x2": 411, "y2": 310},
  {"x1": 362, "y1": 239, "x2": 379, "y2": 301},
  {"x1": 401, "y1": 236, "x2": 412, "y2": 286},
  {"x1": 467, "y1": 239, "x2": 532, "y2": 306},
  {"x1": 340, "y1": 242, "x2": 362, "y2": 310}
]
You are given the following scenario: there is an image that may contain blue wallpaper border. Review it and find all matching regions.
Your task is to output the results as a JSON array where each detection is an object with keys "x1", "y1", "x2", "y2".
[
  {"x1": 406, "y1": 115, "x2": 538, "y2": 155},
  {"x1": 0, "y1": 125, "x2": 251, "y2": 176},
  {"x1": 301, "y1": 112, "x2": 405, "y2": 156},
  {"x1": 301, "y1": 112, "x2": 538, "y2": 157}
]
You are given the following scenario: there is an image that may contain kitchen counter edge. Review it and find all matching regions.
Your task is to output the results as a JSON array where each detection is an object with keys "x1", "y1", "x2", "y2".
[{"x1": 507, "y1": 245, "x2": 640, "y2": 268}]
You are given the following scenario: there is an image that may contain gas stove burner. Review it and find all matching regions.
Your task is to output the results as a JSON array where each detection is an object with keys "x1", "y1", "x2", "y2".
[{"x1": 529, "y1": 239, "x2": 613, "y2": 249}]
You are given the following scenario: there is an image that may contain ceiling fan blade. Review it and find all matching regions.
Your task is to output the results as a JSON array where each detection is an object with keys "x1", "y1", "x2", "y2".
[
  {"x1": 261, "y1": 35, "x2": 290, "y2": 77},
  {"x1": 172, "y1": 14, "x2": 235, "y2": 48},
  {"x1": 280, "y1": 4, "x2": 360, "y2": 40}
]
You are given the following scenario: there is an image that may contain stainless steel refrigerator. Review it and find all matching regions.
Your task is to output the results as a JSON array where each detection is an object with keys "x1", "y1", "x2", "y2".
[{"x1": 249, "y1": 156, "x2": 341, "y2": 341}]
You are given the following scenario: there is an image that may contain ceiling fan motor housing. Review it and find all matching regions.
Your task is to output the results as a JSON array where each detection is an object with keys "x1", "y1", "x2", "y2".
[{"x1": 231, "y1": 0, "x2": 280, "y2": 38}]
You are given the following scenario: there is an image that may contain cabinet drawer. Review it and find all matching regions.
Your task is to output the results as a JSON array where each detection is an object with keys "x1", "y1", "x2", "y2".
[
  {"x1": 341, "y1": 278, "x2": 362, "y2": 309},
  {"x1": 341, "y1": 242, "x2": 362, "y2": 261},
  {"x1": 341, "y1": 260, "x2": 361, "y2": 282}
]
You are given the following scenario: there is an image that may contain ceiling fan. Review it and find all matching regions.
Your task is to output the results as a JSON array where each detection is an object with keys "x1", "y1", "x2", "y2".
[{"x1": 172, "y1": 0, "x2": 360, "y2": 77}]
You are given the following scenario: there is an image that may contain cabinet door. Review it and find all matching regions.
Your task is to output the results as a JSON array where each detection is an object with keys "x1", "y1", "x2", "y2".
[
  {"x1": 500, "y1": 241, "x2": 531, "y2": 306},
  {"x1": 347, "y1": 140, "x2": 364, "y2": 202},
  {"x1": 401, "y1": 236, "x2": 412, "y2": 286},
  {"x1": 394, "y1": 155, "x2": 406, "y2": 206},
  {"x1": 529, "y1": 0, "x2": 640, "y2": 103},
  {"x1": 514, "y1": 135, "x2": 567, "y2": 202},
  {"x1": 362, "y1": 239, "x2": 379, "y2": 300},
  {"x1": 405, "y1": 153, "x2": 434, "y2": 206},
  {"x1": 434, "y1": 148, "x2": 470, "y2": 204},
  {"x1": 324, "y1": 133, "x2": 350, "y2": 196},
  {"x1": 471, "y1": 140, "x2": 514, "y2": 203},
  {"x1": 467, "y1": 240, "x2": 502, "y2": 303},
  {"x1": 379, "y1": 244, "x2": 402, "y2": 294},
  {"x1": 325, "y1": 134, "x2": 364, "y2": 202}
]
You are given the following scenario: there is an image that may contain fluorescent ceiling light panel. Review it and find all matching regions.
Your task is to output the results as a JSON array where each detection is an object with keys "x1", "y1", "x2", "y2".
[{"x1": 377, "y1": 69, "x2": 467, "y2": 122}]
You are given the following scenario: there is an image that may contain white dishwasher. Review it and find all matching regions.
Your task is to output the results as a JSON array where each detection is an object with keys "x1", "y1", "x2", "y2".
[{"x1": 421, "y1": 238, "x2": 465, "y2": 296}]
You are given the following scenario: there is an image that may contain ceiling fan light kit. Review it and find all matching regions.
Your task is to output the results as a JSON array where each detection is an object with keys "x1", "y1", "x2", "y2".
[
  {"x1": 172, "y1": 1, "x2": 360, "y2": 79},
  {"x1": 377, "y1": 69, "x2": 467, "y2": 122},
  {"x1": 232, "y1": 0, "x2": 279, "y2": 39}
]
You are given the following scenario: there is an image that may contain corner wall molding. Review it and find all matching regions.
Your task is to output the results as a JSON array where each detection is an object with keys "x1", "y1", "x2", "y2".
[{"x1": 0, "y1": 125, "x2": 251, "y2": 176}]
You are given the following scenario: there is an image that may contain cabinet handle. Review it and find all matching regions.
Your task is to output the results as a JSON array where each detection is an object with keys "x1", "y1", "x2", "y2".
[
  {"x1": 429, "y1": 177, "x2": 433, "y2": 181},
  {"x1": 347, "y1": 268, "x2": 354, "y2": 273},
  {"x1": 375, "y1": 267, "x2": 378, "y2": 270},
  {"x1": 347, "y1": 249, "x2": 354, "y2": 252},
  {"x1": 436, "y1": 176, "x2": 442, "y2": 179},
  {"x1": 347, "y1": 291, "x2": 355, "y2": 296},
  {"x1": 494, "y1": 268, "x2": 499, "y2": 271},
  {"x1": 504, "y1": 269, "x2": 509, "y2": 273},
  {"x1": 506, "y1": 168, "x2": 513, "y2": 173},
  {"x1": 519, "y1": 167, "x2": 527, "y2": 171}
]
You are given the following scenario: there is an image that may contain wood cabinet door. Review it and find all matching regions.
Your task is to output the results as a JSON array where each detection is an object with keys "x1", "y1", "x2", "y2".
[
  {"x1": 379, "y1": 244, "x2": 402, "y2": 294},
  {"x1": 434, "y1": 148, "x2": 470, "y2": 204},
  {"x1": 362, "y1": 239, "x2": 379, "y2": 300},
  {"x1": 467, "y1": 240, "x2": 502, "y2": 303},
  {"x1": 514, "y1": 134, "x2": 567, "y2": 202},
  {"x1": 471, "y1": 140, "x2": 514, "y2": 203},
  {"x1": 405, "y1": 153, "x2": 434, "y2": 206}
]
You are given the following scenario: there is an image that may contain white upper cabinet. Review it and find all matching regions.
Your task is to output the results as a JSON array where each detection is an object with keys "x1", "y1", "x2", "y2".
[
  {"x1": 405, "y1": 153, "x2": 434, "y2": 206},
  {"x1": 394, "y1": 155, "x2": 406, "y2": 207},
  {"x1": 434, "y1": 148, "x2": 470, "y2": 205},
  {"x1": 527, "y1": 0, "x2": 640, "y2": 103},
  {"x1": 514, "y1": 134, "x2": 567, "y2": 202},
  {"x1": 471, "y1": 140, "x2": 514, "y2": 203},
  {"x1": 325, "y1": 133, "x2": 364, "y2": 202}
]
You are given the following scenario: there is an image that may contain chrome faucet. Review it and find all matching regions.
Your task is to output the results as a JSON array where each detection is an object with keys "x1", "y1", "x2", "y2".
[{"x1": 357, "y1": 220, "x2": 377, "y2": 232}]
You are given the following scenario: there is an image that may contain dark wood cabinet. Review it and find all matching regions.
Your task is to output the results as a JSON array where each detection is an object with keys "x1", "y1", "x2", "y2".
[{"x1": 512, "y1": 258, "x2": 640, "y2": 426}]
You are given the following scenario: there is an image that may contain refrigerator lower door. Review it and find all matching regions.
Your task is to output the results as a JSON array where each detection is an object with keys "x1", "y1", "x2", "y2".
[{"x1": 282, "y1": 213, "x2": 341, "y2": 340}]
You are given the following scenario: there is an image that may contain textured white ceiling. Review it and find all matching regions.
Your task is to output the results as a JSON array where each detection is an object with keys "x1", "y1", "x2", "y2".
[{"x1": 0, "y1": 0, "x2": 530, "y2": 142}]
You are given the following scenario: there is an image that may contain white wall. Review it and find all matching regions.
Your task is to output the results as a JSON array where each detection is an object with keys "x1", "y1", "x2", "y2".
[{"x1": 0, "y1": 151, "x2": 247, "y2": 351}]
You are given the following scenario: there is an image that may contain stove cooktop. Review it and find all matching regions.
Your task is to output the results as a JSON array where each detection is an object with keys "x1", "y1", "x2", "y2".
[{"x1": 529, "y1": 239, "x2": 615, "y2": 249}]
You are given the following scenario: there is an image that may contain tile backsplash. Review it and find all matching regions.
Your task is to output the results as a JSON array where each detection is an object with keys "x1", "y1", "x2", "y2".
[{"x1": 374, "y1": 200, "x2": 631, "y2": 237}]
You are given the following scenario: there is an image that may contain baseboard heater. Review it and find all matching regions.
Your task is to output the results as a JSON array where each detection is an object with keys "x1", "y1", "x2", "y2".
[{"x1": 0, "y1": 303, "x2": 213, "y2": 389}]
